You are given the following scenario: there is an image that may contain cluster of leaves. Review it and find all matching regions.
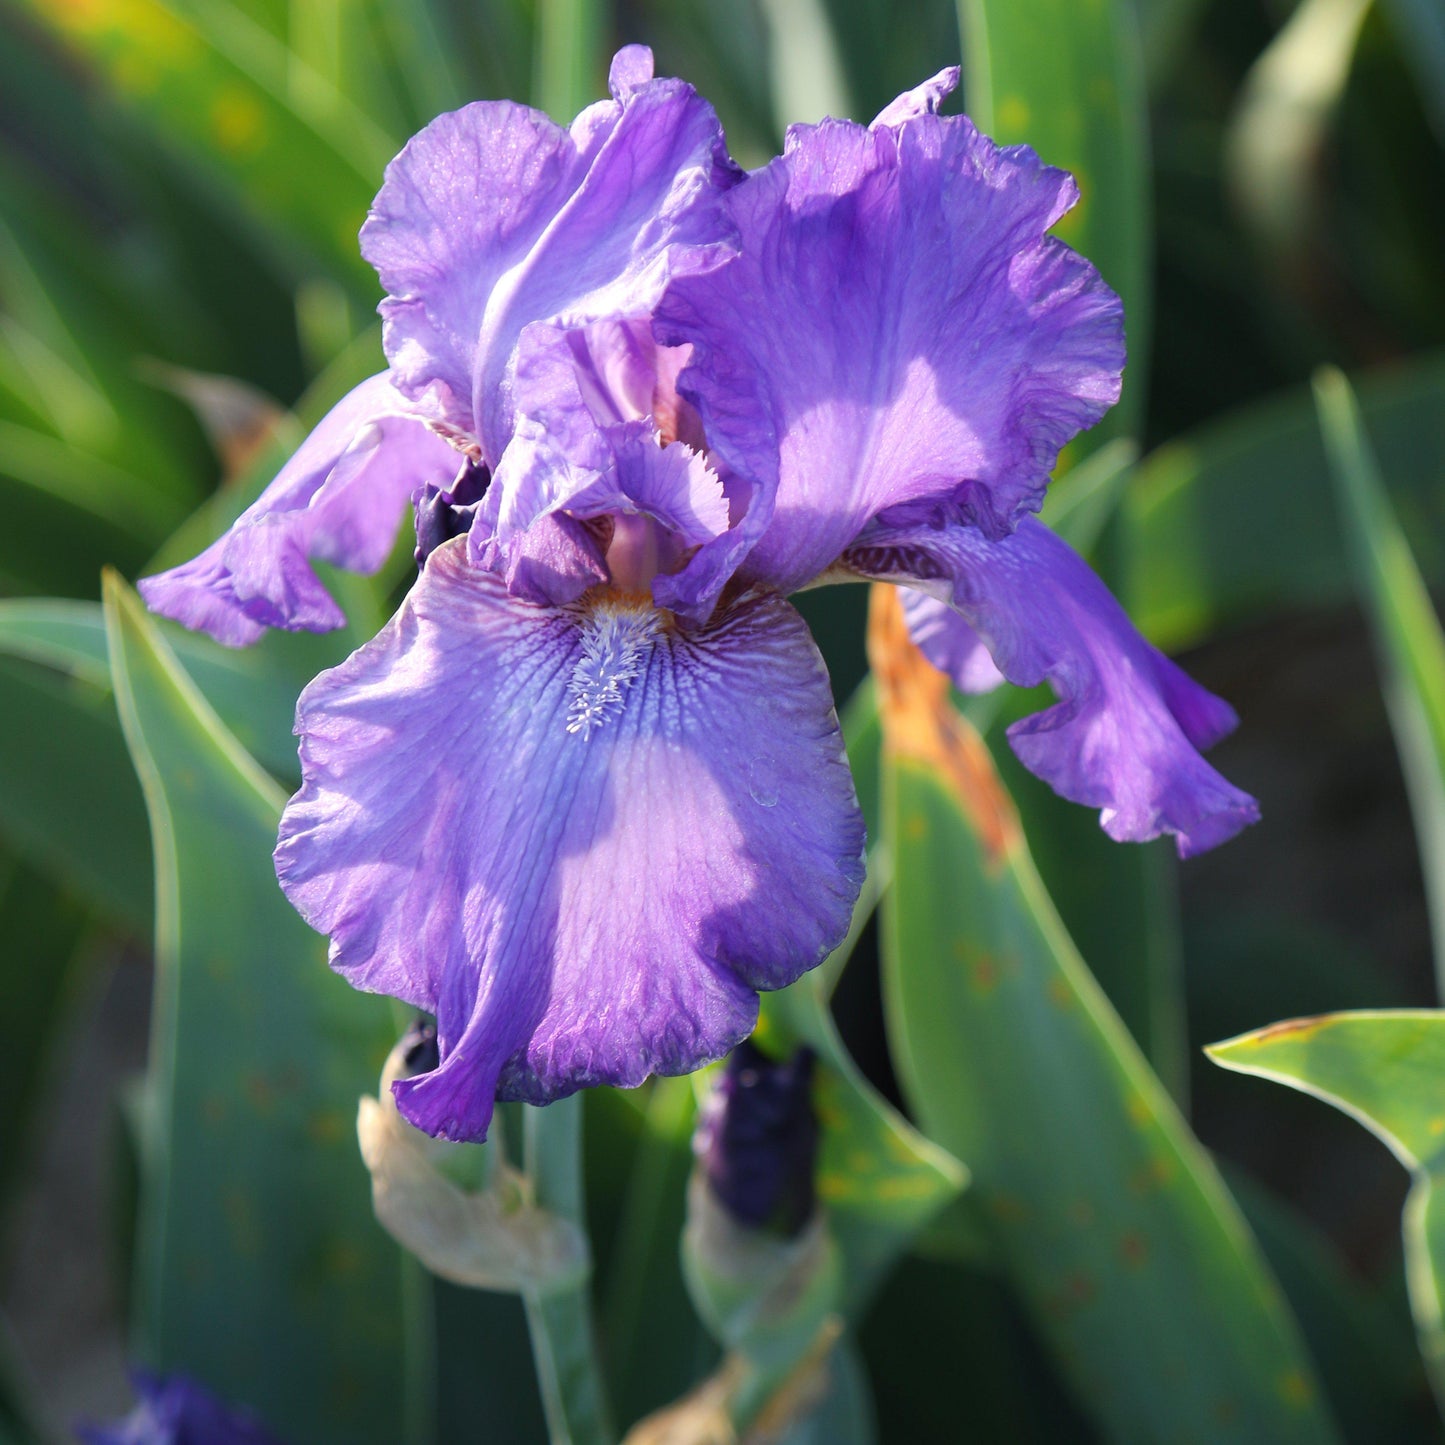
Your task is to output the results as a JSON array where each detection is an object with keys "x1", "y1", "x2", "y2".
[{"x1": 0, "y1": 0, "x2": 1443, "y2": 1441}]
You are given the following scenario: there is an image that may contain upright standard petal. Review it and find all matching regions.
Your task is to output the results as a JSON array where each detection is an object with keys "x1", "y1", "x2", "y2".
[
  {"x1": 655, "y1": 109, "x2": 1124, "y2": 600},
  {"x1": 140, "y1": 374, "x2": 457, "y2": 645},
  {"x1": 275, "y1": 540, "x2": 864, "y2": 1142},
  {"x1": 360, "y1": 49, "x2": 738, "y2": 460},
  {"x1": 846, "y1": 517, "x2": 1259, "y2": 856}
]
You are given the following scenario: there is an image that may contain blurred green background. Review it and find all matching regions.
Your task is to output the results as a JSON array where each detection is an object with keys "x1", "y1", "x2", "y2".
[{"x1": 0, "y1": 0, "x2": 1443, "y2": 1441}]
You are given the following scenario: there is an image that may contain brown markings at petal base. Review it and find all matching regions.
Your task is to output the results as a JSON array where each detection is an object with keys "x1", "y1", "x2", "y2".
[{"x1": 866, "y1": 584, "x2": 1020, "y2": 869}]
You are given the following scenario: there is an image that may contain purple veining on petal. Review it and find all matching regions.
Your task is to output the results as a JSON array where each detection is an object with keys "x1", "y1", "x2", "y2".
[
  {"x1": 139, "y1": 374, "x2": 457, "y2": 645},
  {"x1": 655, "y1": 109, "x2": 1124, "y2": 602},
  {"x1": 360, "y1": 50, "x2": 739, "y2": 462},
  {"x1": 274, "y1": 539, "x2": 864, "y2": 1142},
  {"x1": 846, "y1": 516, "x2": 1258, "y2": 857}
]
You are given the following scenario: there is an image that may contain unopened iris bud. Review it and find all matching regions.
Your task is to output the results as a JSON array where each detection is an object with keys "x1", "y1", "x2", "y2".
[
  {"x1": 683, "y1": 1041, "x2": 840, "y2": 1373},
  {"x1": 695, "y1": 1040, "x2": 819, "y2": 1238},
  {"x1": 356, "y1": 1021, "x2": 588, "y2": 1293}
]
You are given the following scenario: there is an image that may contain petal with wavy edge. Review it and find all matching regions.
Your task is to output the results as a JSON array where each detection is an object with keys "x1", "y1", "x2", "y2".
[
  {"x1": 360, "y1": 49, "x2": 737, "y2": 460},
  {"x1": 848, "y1": 518, "x2": 1258, "y2": 856},
  {"x1": 655, "y1": 110, "x2": 1124, "y2": 603},
  {"x1": 275, "y1": 540, "x2": 864, "y2": 1141},
  {"x1": 139, "y1": 374, "x2": 456, "y2": 645}
]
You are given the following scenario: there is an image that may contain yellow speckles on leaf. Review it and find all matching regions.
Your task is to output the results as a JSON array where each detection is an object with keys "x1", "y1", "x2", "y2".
[
  {"x1": 996, "y1": 94, "x2": 1031, "y2": 135},
  {"x1": 1125, "y1": 1092, "x2": 1152, "y2": 1127},
  {"x1": 1119, "y1": 1230, "x2": 1148, "y2": 1269},
  {"x1": 904, "y1": 812, "x2": 928, "y2": 842},
  {"x1": 971, "y1": 953, "x2": 999, "y2": 994},
  {"x1": 988, "y1": 1192, "x2": 1028, "y2": 1225},
  {"x1": 1429, "y1": 1116, "x2": 1445, "y2": 1137},
  {"x1": 1046, "y1": 975, "x2": 1075, "y2": 1010},
  {"x1": 1128, "y1": 1155, "x2": 1175, "y2": 1194},
  {"x1": 1277, "y1": 1370, "x2": 1314, "y2": 1408},
  {"x1": 325, "y1": 1240, "x2": 363, "y2": 1278},
  {"x1": 307, "y1": 1110, "x2": 347, "y2": 1146},
  {"x1": 211, "y1": 86, "x2": 267, "y2": 157}
]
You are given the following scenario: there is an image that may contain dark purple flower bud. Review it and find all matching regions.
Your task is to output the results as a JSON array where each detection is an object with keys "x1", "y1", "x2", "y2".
[
  {"x1": 77, "y1": 1370, "x2": 286, "y2": 1445},
  {"x1": 695, "y1": 1040, "x2": 818, "y2": 1238},
  {"x1": 413, "y1": 461, "x2": 490, "y2": 567}
]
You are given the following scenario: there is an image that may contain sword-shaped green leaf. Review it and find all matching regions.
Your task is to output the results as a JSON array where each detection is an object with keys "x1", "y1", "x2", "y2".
[
  {"x1": 871, "y1": 589, "x2": 1338, "y2": 1442},
  {"x1": 957, "y1": 0, "x2": 1149, "y2": 440},
  {"x1": 1315, "y1": 365, "x2": 1445, "y2": 991},
  {"x1": 1209, "y1": 1011, "x2": 1445, "y2": 1413},
  {"x1": 102, "y1": 571, "x2": 420, "y2": 1445}
]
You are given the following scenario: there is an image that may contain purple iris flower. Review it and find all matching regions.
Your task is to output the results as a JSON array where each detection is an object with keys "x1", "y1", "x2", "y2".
[
  {"x1": 77, "y1": 1371, "x2": 285, "y2": 1445},
  {"x1": 140, "y1": 49, "x2": 1257, "y2": 1143}
]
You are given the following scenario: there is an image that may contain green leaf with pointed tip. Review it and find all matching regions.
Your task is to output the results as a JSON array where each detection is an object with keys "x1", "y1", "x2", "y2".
[
  {"x1": 1125, "y1": 351, "x2": 1445, "y2": 653},
  {"x1": 876, "y1": 639, "x2": 1338, "y2": 1442},
  {"x1": 15, "y1": 0, "x2": 392, "y2": 290},
  {"x1": 102, "y1": 572, "x2": 419, "y2": 1445},
  {"x1": 957, "y1": 0, "x2": 1149, "y2": 440},
  {"x1": 0, "y1": 652, "x2": 151, "y2": 931},
  {"x1": 1315, "y1": 366, "x2": 1445, "y2": 992},
  {"x1": 1208, "y1": 1010, "x2": 1445, "y2": 1412}
]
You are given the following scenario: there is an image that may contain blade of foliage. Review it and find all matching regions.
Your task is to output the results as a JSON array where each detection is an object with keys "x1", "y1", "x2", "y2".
[
  {"x1": 534, "y1": 0, "x2": 608, "y2": 122},
  {"x1": 0, "y1": 596, "x2": 342, "y2": 785},
  {"x1": 0, "y1": 852, "x2": 92, "y2": 1227},
  {"x1": 1208, "y1": 1011, "x2": 1445, "y2": 1412},
  {"x1": 102, "y1": 572, "x2": 420, "y2": 1445},
  {"x1": 957, "y1": 0, "x2": 1150, "y2": 439},
  {"x1": 0, "y1": 653, "x2": 150, "y2": 931},
  {"x1": 1230, "y1": 1169, "x2": 1438, "y2": 1442},
  {"x1": 0, "y1": 1322, "x2": 48, "y2": 1445},
  {"x1": 1130, "y1": 0, "x2": 1209, "y2": 83},
  {"x1": 594, "y1": 1080, "x2": 714, "y2": 1427},
  {"x1": 1315, "y1": 365, "x2": 1445, "y2": 990},
  {"x1": 1126, "y1": 351, "x2": 1445, "y2": 652},
  {"x1": 15, "y1": 0, "x2": 393, "y2": 290},
  {"x1": 757, "y1": 0, "x2": 853, "y2": 124},
  {"x1": 872, "y1": 591, "x2": 1338, "y2": 1442},
  {"x1": 1381, "y1": 0, "x2": 1445, "y2": 144}
]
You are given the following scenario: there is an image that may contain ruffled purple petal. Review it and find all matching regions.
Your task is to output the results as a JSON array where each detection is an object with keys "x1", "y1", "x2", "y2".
[
  {"x1": 655, "y1": 108, "x2": 1124, "y2": 600},
  {"x1": 870, "y1": 66, "x2": 960, "y2": 128},
  {"x1": 360, "y1": 48, "x2": 738, "y2": 461},
  {"x1": 140, "y1": 374, "x2": 457, "y2": 645},
  {"x1": 847, "y1": 517, "x2": 1258, "y2": 856},
  {"x1": 275, "y1": 539, "x2": 864, "y2": 1141}
]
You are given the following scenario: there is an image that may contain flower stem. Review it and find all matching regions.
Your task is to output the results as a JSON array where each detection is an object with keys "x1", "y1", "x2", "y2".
[{"x1": 522, "y1": 1096, "x2": 616, "y2": 1445}]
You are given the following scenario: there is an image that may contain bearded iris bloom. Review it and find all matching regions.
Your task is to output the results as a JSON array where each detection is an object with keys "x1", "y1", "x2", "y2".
[{"x1": 141, "y1": 50, "x2": 1257, "y2": 1143}]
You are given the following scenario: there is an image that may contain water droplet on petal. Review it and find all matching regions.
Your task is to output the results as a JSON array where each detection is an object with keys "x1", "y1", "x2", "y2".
[{"x1": 748, "y1": 754, "x2": 780, "y2": 808}]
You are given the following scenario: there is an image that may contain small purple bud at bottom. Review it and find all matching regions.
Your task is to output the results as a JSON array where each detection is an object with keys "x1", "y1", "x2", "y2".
[{"x1": 695, "y1": 1039, "x2": 819, "y2": 1238}]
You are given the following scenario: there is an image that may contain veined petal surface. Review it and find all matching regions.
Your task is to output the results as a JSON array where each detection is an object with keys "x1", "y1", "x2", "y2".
[
  {"x1": 849, "y1": 517, "x2": 1258, "y2": 856},
  {"x1": 655, "y1": 109, "x2": 1124, "y2": 600},
  {"x1": 140, "y1": 374, "x2": 456, "y2": 645},
  {"x1": 275, "y1": 540, "x2": 864, "y2": 1141},
  {"x1": 360, "y1": 48, "x2": 737, "y2": 459}
]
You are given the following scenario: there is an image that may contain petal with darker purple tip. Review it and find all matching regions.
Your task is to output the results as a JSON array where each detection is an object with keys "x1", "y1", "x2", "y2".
[
  {"x1": 139, "y1": 374, "x2": 457, "y2": 645},
  {"x1": 847, "y1": 517, "x2": 1258, "y2": 856},
  {"x1": 360, "y1": 56, "x2": 737, "y2": 459},
  {"x1": 655, "y1": 110, "x2": 1124, "y2": 600},
  {"x1": 274, "y1": 540, "x2": 864, "y2": 1141}
]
